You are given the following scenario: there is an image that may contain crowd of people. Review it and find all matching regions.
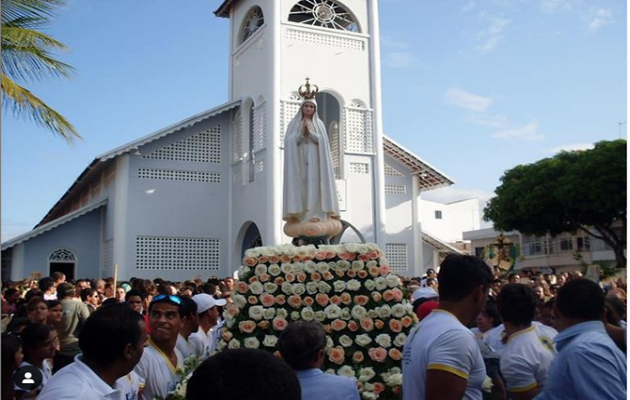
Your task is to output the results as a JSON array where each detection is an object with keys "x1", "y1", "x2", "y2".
[{"x1": 0, "y1": 257, "x2": 626, "y2": 400}]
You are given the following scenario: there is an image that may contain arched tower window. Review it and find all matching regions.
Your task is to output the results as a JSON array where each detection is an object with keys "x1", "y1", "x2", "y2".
[
  {"x1": 240, "y1": 6, "x2": 265, "y2": 44},
  {"x1": 289, "y1": 0, "x2": 360, "y2": 33}
]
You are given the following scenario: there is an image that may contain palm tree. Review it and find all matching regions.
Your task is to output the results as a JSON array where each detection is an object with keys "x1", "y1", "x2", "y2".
[{"x1": 1, "y1": 0, "x2": 80, "y2": 142}]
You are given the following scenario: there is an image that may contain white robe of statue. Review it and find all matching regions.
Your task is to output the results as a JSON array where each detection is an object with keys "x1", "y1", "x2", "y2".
[{"x1": 283, "y1": 99, "x2": 340, "y2": 224}]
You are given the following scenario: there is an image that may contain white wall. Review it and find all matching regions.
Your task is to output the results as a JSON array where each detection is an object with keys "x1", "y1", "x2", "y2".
[{"x1": 421, "y1": 198, "x2": 481, "y2": 243}]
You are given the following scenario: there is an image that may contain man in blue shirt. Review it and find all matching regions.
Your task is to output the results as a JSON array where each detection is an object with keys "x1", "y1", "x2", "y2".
[
  {"x1": 278, "y1": 321, "x2": 360, "y2": 400},
  {"x1": 535, "y1": 279, "x2": 626, "y2": 400}
]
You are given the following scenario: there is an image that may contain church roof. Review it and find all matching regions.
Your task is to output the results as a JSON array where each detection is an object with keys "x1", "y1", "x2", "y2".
[
  {"x1": 383, "y1": 135, "x2": 454, "y2": 191},
  {"x1": 422, "y1": 230, "x2": 466, "y2": 255},
  {"x1": 214, "y1": 0, "x2": 237, "y2": 18},
  {"x1": 2, "y1": 200, "x2": 108, "y2": 251}
]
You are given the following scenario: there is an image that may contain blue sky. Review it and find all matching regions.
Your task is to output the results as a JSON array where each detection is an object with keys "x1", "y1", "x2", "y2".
[{"x1": 1, "y1": 0, "x2": 626, "y2": 242}]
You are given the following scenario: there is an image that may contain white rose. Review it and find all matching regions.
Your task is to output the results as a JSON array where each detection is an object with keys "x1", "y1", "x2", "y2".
[
  {"x1": 379, "y1": 305, "x2": 392, "y2": 318},
  {"x1": 367, "y1": 310, "x2": 379, "y2": 319},
  {"x1": 292, "y1": 283, "x2": 306, "y2": 295},
  {"x1": 324, "y1": 304, "x2": 342, "y2": 319},
  {"x1": 217, "y1": 340, "x2": 227, "y2": 351},
  {"x1": 356, "y1": 244, "x2": 369, "y2": 254},
  {"x1": 306, "y1": 282, "x2": 319, "y2": 294},
  {"x1": 226, "y1": 318, "x2": 235, "y2": 328},
  {"x1": 244, "y1": 248, "x2": 258, "y2": 257},
  {"x1": 394, "y1": 333, "x2": 407, "y2": 348},
  {"x1": 263, "y1": 308, "x2": 276, "y2": 320},
  {"x1": 346, "y1": 279, "x2": 361, "y2": 291},
  {"x1": 260, "y1": 246, "x2": 276, "y2": 257},
  {"x1": 352, "y1": 261, "x2": 365, "y2": 271},
  {"x1": 375, "y1": 333, "x2": 392, "y2": 348},
  {"x1": 355, "y1": 334, "x2": 372, "y2": 347},
  {"x1": 255, "y1": 264, "x2": 267, "y2": 276},
  {"x1": 375, "y1": 277, "x2": 388, "y2": 291},
  {"x1": 318, "y1": 281, "x2": 332, "y2": 294},
  {"x1": 351, "y1": 305, "x2": 368, "y2": 320},
  {"x1": 363, "y1": 392, "x2": 378, "y2": 400},
  {"x1": 291, "y1": 311, "x2": 300, "y2": 321},
  {"x1": 386, "y1": 274, "x2": 400, "y2": 288},
  {"x1": 268, "y1": 264, "x2": 281, "y2": 276},
  {"x1": 366, "y1": 260, "x2": 378, "y2": 269},
  {"x1": 244, "y1": 337, "x2": 260, "y2": 349},
  {"x1": 392, "y1": 304, "x2": 406, "y2": 318},
  {"x1": 248, "y1": 305, "x2": 264, "y2": 321},
  {"x1": 363, "y1": 383, "x2": 375, "y2": 392},
  {"x1": 344, "y1": 242, "x2": 359, "y2": 253},
  {"x1": 384, "y1": 373, "x2": 403, "y2": 387},
  {"x1": 281, "y1": 263, "x2": 292, "y2": 274},
  {"x1": 282, "y1": 282, "x2": 293, "y2": 295},
  {"x1": 337, "y1": 261, "x2": 351, "y2": 271},
  {"x1": 326, "y1": 336, "x2": 334, "y2": 349},
  {"x1": 228, "y1": 339, "x2": 241, "y2": 349},
  {"x1": 315, "y1": 311, "x2": 326, "y2": 322},
  {"x1": 250, "y1": 281, "x2": 264, "y2": 295},
  {"x1": 291, "y1": 262, "x2": 304, "y2": 274},
  {"x1": 339, "y1": 335, "x2": 353, "y2": 347},
  {"x1": 338, "y1": 366, "x2": 355, "y2": 378},
  {"x1": 325, "y1": 369, "x2": 336, "y2": 375},
  {"x1": 340, "y1": 307, "x2": 351, "y2": 320},
  {"x1": 366, "y1": 243, "x2": 380, "y2": 251},
  {"x1": 316, "y1": 262, "x2": 330, "y2": 273},
  {"x1": 359, "y1": 367, "x2": 376, "y2": 382},
  {"x1": 263, "y1": 282, "x2": 279, "y2": 294},
  {"x1": 263, "y1": 335, "x2": 278, "y2": 347},
  {"x1": 364, "y1": 280, "x2": 376, "y2": 291},
  {"x1": 223, "y1": 309, "x2": 234, "y2": 322},
  {"x1": 333, "y1": 281, "x2": 347, "y2": 292},
  {"x1": 238, "y1": 266, "x2": 251, "y2": 280},
  {"x1": 276, "y1": 309, "x2": 288, "y2": 318},
  {"x1": 301, "y1": 307, "x2": 315, "y2": 321},
  {"x1": 303, "y1": 261, "x2": 316, "y2": 274},
  {"x1": 233, "y1": 294, "x2": 247, "y2": 309}
]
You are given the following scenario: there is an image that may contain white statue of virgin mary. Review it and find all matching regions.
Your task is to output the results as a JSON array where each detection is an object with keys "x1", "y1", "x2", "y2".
[{"x1": 283, "y1": 96, "x2": 340, "y2": 228}]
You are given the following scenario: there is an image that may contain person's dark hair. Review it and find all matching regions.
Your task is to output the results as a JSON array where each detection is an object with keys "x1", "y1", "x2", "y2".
[
  {"x1": 496, "y1": 284, "x2": 536, "y2": 326},
  {"x1": 57, "y1": 283, "x2": 75, "y2": 300},
  {"x1": 556, "y1": 278, "x2": 605, "y2": 321},
  {"x1": 426, "y1": 278, "x2": 437, "y2": 286},
  {"x1": 26, "y1": 297, "x2": 47, "y2": 312},
  {"x1": 24, "y1": 289, "x2": 44, "y2": 302},
  {"x1": 21, "y1": 323, "x2": 53, "y2": 352},
  {"x1": 426, "y1": 268, "x2": 436, "y2": 275},
  {"x1": 46, "y1": 299, "x2": 62, "y2": 309},
  {"x1": 605, "y1": 297, "x2": 626, "y2": 326},
  {"x1": 125, "y1": 289, "x2": 145, "y2": 302},
  {"x1": 186, "y1": 348, "x2": 300, "y2": 400},
  {"x1": 78, "y1": 303, "x2": 144, "y2": 366},
  {"x1": 278, "y1": 321, "x2": 327, "y2": 370},
  {"x1": 50, "y1": 271, "x2": 65, "y2": 282},
  {"x1": 201, "y1": 282, "x2": 217, "y2": 295},
  {"x1": 180, "y1": 296, "x2": 198, "y2": 319},
  {"x1": 437, "y1": 254, "x2": 492, "y2": 302},
  {"x1": 38, "y1": 277, "x2": 54, "y2": 293},
  {"x1": 481, "y1": 302, "x2": 502, "y2": 328},
  {"x1": 148, "y1": 295, "x2": 183, "y2": 316},
  {"x1": 2, "y1": 333, "x2": 22, "y2": 400},
  {"x1": 80, "y1": 288, "x2": 97, "y2": 302},
  {"x1": 6, "y1": 317, "x2": 30, "y2": 334},
  {"x1": 101, "y1": 298, "x2": 119, "y2": 308}
]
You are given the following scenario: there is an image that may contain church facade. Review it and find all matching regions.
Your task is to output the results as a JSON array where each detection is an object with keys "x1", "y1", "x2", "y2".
[{"x1": 1, "y1": 0, "x2": 453, "y2": 281}]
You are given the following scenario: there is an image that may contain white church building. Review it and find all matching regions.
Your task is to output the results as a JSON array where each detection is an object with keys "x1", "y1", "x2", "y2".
[{"x1": 1, "y1": 0, "x2": 454, "y2": 282}]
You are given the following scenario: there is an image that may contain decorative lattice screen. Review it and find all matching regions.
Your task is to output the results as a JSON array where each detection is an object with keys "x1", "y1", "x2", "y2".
[
  {"x1": 280, "y1": 100, "x2": 302, "y2": 145},
  {"x1": 349, "y1": 162, "x2": 369, "y2": 174},
  {"x1": 384, "y1": 164, "x2": 404, "y2": 176},
  {"x1": 143, "y1": 127, "x2": 221, "y2": 163},
  {"x1": 385, "y1": 243, "x2": 408, "y2": 272},
  {"x1": 253, "y1": 102, "x2": 266, "y2": 152},
  {"x1": 138, "y1": 169, "x2": 220, "y2": 183},
  {"x1": 136, "y1": 237, "x2": 220, "y2": 270},
  {"x1": 49, "y1": 249, "x2": 76, "y2": 262},
  {"x1": 232, "y1": 112, "x2": 243, "y2": 162},
  {"x1": 285, "y1": 28, "x2": 365, "y2": 51},
  {"x1": 256, "y1": 160, "x2": 265, "y2": 173},
  {"x1": 329, "y1": 121, "x2": 341, "y2": 178},
  {"x1": 102, "y1": 240, "x2": 114, "y2": 269},
  {"x1": 344, "y1": 108, "x2": 373, "y2": 153},
  {"x1": 384, "y1": 184, "x2": 407, "y2": 194}
]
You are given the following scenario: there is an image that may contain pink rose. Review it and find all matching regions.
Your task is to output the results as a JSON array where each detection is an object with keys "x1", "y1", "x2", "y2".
[
  {"x1": 280, "y1": 254, "x2": 292, "y2": 263},
  {"x1": 368, "y1": 347, "x2": 388, "y2": 362},
  {"x1": 239, "y1": 320, "x2": 256, "y2": 333},
  {"x1": 259, "y1": 273, "x2": 270, "y2": 282},
  {"x1": 392, "y1": 288, "x2": 404, "y2": 302},
  {"x1": 288, "y1": 295, "x2": 302, "y2": 309},
  {"x1": 331, "y1": 319, "x2": 347, "y2": 331},
  {"x1": 311, "y1": 272, "x2": 322, "y2": 282},
  {"x1": 352, "y1": 351, "x2": 365, "y2": 363},
  {"x1": 389, "y1": 319, "x2": 403, "y2": 333},
  {"x1": 357, "y1": 270, "x2": 368, "y2": 279},
  {"x1": 347, "y1": 321, "x2": 359, "y2": 332},
  {"x1": 383, "y1": 290, "x2": 395, "y2": 302},
  {"x1": 401, "y1": 316, "x2": 413, "y2": 327},
  {"x1": 340, "y1": 293, "x2": 352, "y2": 305},
  {"x1": 360, "y1": 318, "x2": 374, "y2": 332},
  {"x1": 285, "y1": 273, "x2": 296, "y2": 282},
  {"x1": 315, "y1": 251, "x2": 328, "y2": 261},
  {"x1": 379, "y1": 265, "x2": 390, "y2": 276},
  {"x1": 303, "y1": 296, "x2": 314, "y2": 307},
  {"x1": 272, "y1": 317, "x2": 288, "y2": 331},
  {"x1": 274, "y1": 277, "x2": 284, "y2": 286},
  {"x1": 258, "y1": 256, "x2": 268, "y2": 264},
  {"x1": 330, "y1": 295, "x2": 342, "y2": 305},
  {"x1": 346, "y1": 270, "x2": 356, "y2": 278},
  {"x1": 388, "y1": 348, "x2": 403, "y2": 361},
  {"x1": 260, "y1": 293, "x2": 276, "y2": 308},
  {"x1": 369, "y1": 266, "x2": 380, "y2": 277},
  {"x1": 353, "y1": 295, "x2": 369, "y2": 306},
  {"x1": 328, "y1": 347, "x2": 345, "y2": 365},
  {"x1": 248, "y1": 296, "x2": 258, "y2": 305},
  {"x1": 316, "y1": 293, "x2": 330, "y2": 307},
  {"x1": 374, "y1": 319, "x2": 384, "y2": 330},
  {"x1": 297, "y1": 273, "x2": 307, "y2": 283},
  {"x1": 367, "y1": 250, "x2": 380, "y2": 260},
  {"x1": 268, "y1": 255, "x2": 280, "y2": 264},
  {"x1": 322, "y1": 271, "x2": 334, "y2": 281},
  {"x1": 243, "y1": 257, "x2": 258, "y2": 267},
  {"x1": 275, "y1": 295, "x2": 286, "y2": 306},
  {"x1": 371, "y1": 292, "x2": 382, "y2": 302},
  {"x1": 236, "y1": 281, "x2": 249, "y2": 294}
]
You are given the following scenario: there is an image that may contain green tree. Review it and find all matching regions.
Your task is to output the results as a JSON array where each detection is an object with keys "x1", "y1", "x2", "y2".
[
  {"x1": 1, "y1": 0, "x2": 80, "y2": 142},
  {"x1": 484, "y1": 140, "x2": 627, "y2": 268}
]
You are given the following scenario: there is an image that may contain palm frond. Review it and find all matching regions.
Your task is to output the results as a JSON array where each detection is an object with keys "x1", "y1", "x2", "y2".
[
  {"x1": 1, "y1": 0, "x2": 65, "y2": 25},
  {"x1": 1, "y1": 73, "x2": 80, "y2": 142}
]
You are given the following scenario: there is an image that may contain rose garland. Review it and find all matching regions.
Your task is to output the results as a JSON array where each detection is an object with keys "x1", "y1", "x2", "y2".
[{"x1": 217, "y1": 243, "x2": 418, "y2": 400}]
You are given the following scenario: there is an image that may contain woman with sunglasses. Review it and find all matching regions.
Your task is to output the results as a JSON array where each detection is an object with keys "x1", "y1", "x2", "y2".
[{"x1": 18, "y1": 323, "x2": 58, "y2": 399}]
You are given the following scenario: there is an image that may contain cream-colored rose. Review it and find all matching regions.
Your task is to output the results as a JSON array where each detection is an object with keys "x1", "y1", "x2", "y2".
[
  {"x1": 340, "y1": 307, "x2": 351, "y2": 320},
  {"x1": 333, "y1": 280, "x2": 346, "y2": 292},
  {"x1": 291, "y1": 262, "x2": 304, "y2": 274},
  {"x1": 375, "y1": 333, "x2": 392, "y2": 348},
  {"x1": 244, "y1": 337, "x2": 260, "y2": 349},
  {"x1": 392, "y1": 304, "x2": 406, "y2": 318},
  {"x1": 367, "y1": 309, "x2": 379, "y2": 319},
  {"x1": 394, "y1": 333, "x2": 407, "y2": 348},
  {"x1": 238, "y1": 266, "x2": 252, "y2": 279},
  {"x1": 337, "y1": 260, "x2": 351, "y2": 271},
  {"x1": 338, "y1": 366, "x2": 355, "y2": 378},
  {"x1": 324, "y1": 304, "x2": 342, "y2": 319},
  {"x1": 339, "y1": 335, "x2": 353, "y2": 347},
  {"x1": 378, "y1": 305, "x2": 392, "y2": 318},
  {"x1": 359, "y1": 367, "x2": 376, "y2": 382},
  {"x1": 314, "y1": 311, "x2": 326, "y2": 322},
  {"x1": 233, "y1": 294, "x2": 247, "y2": 309},
  {"x1": 344, "y1": 242, "x2": 359, "y2": 253},
  {"x1": 228, "y1": 339, "x2": 241, "y2": 349},
  {"x1": 281, "y1": 282, "x2": 293, "y2": 295},
  {"x1": 326, "y1": 336, "x2": 334, "y2": 349},
  {"x1": 346, "y1": 279, "x2": 361, "y2": 291},
  {"x1": 351, "y1": 305, "x2": 368, "y2": 320},
  {"x1": 250, "y1": 281, "x2": 264, "y2": 295},
  {"x1": 263, "y1": 282, "x2": 279, "y2": 294},
  {"x1": 255, "y1": 264, "x2": 267, "y2": 276},
  {"x1": 268, "y1": 264, "x2": 281, "y2": 276},
  {"x1": 375, "y1": 277, "x2": 388, "y2": 291},
  {"x1": 291, "y1": 311, "x2": 300, "y2": 321},
  {"x1": 303, "y1": 260, "x2": 316, "y2": 274},
  {"x1": 318, "y1": 281, "x2": 332, "y2": 294},
  {"x1": 352, "y1": 261, "x2": 365, "y2": 271},
  {"x1": 355, "y1": 334, "x2": 372, "y2": 347},
  {"x1": 384, "y1": 372, "x2": 403, "y2": 387},
  {"x1": 316, "y1": 262, "x2": 330, "y2": 273},
  {"x1": 363, "y1": 280, "x2": 376, "y2": 291},
  {"x1": 301, "y1": 307, "x2": 315, "y2": 321},
  {"x1": 263, "y1": 308, "x2": 276, "y2": 320},
  {"x1": 248, "y1": 305, "x2": 264, "y2": 321},
  {"x1": 386, "y1": 274, "x2": 400, "y2": 288},
  {"x1": 306, "y1": 282, "x2": 319, "y2": 294},
  {"x1": 292, "y1": 283, "x2": 306, "y2": 295},
  {"x1": 280, "y1": 263, "x2": 292, "y2": 274},
  {"x1": 263, "y1": 335, "x2": 278, "y2": 347},
  {"x1": 276, "y1": 308, "x2": 288, "y2": 319}
]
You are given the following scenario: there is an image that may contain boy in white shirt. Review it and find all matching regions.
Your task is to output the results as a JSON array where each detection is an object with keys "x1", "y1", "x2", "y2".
[
  {"x1": 176, "y1": 296, "x2": 201, "y2": 359},
  {"x1": 190, "y1": 293, "x2": 226, "y2": 359}
]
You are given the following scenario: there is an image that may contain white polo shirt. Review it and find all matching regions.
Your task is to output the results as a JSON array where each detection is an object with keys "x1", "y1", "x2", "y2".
[
  {"x1": 501, "y1": 323, "x2": 557, "y2": 393},
  {"x1": 134, "y1": 339, "x2": 183, "y2": 400},
  {"x1": 402, "y1": 309, "x2": 486, "y2": 400},
  {"x1": 176, "y1": 334, "x2": 198, "y2": 359},
  {"x1": 115, "y1": 371, "x2": 141, "y2": 400},
  {"x1": 38, "y1": 355, "x2": 123, "y2": 400},
  {"x1": 189, "y1": 321, "x2": 223, "y2": 360},
  {"x1": 482, "y1": 323, "x2": 506, "y2": 354}
]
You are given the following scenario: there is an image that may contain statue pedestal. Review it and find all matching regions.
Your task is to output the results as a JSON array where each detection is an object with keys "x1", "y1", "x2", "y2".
[{"x1": 283, "y1": 218, "x2": 343, "y2": 244}]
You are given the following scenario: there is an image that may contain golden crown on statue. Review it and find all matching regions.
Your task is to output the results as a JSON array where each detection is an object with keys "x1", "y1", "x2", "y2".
[{"x1": 298, "y1": 77, "x2": 319, "y2": 99}]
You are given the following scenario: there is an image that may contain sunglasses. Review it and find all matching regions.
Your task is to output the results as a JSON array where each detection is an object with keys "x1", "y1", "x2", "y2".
[{"x1": 151, "y1": 294, "x2": 182, "y2": 305}]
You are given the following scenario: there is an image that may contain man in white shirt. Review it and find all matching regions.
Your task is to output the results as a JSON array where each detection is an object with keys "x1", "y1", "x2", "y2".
[
  {"x1": 134, "y1": 294, "x2": 185, "y2": 400},
  {"x1": 176, "y1": 296, "x2": 201, "y2": 359},
  {"x1": 403, "y1": 254, "x2": 493, "y2": 400},
  {"x1": 39, "y1": 304, "x2": 147, "y2": 400},
  {"x1": 190, "y1": 293, "x2": 226, "y2": 359},
  {"x1": 497, "y1": 284, "x2": 557, "y2": 400}
]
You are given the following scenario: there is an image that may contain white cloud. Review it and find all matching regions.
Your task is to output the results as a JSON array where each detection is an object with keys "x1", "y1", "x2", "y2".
[
  {"x1": 475, "y1": 15, "x2": 511, "y2": 54},
  {"x1": 540, "y1": 0, "x2": 572, "y2": 14},
  {"x1": 461, "y1": 1, "x2": 476, "y2": 12},
  {"x1": 444, "y1": 87, "x2": 493, "y2": 112},
  {"x1": 422, "y1": 186, "x2": 495, "y2": 204},
  {"x1": 468, "y1": 114, "x2": 509, "y2": 129},
  {"x1": 384, "y1": 52, "x2": 415, "y2": 68},
  {"x1": 587, "y1": 8, "x2": 614, "y2": 33},
  {"x1": 492, "y1": 121, "x2": 544, "y2": 141},
  {"x1": 546, "y1": 143, "x2": 594, "y2": 154}
]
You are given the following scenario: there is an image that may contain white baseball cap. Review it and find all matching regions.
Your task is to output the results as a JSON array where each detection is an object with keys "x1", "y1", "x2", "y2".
[
  {"x1": 412, "y1": 287, "x2": 439, "y2": 302},
  {"x1": 192, "y1": 293, "x2": 227, "y2": 314}
]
